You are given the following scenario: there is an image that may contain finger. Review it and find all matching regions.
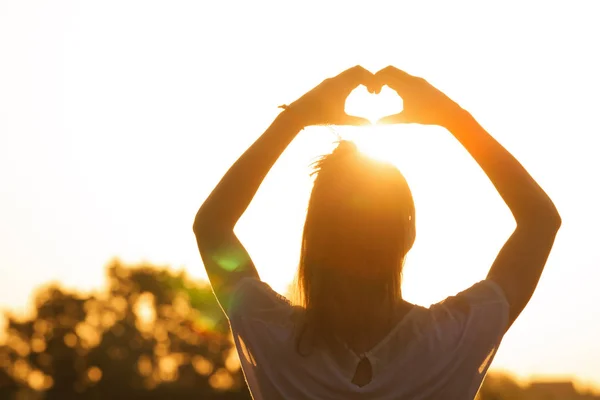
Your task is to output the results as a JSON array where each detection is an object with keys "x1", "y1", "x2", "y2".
[
  {"x1": 338, "y1": 65, "x2": 372, "y2": 80},
  {"x1": 375, "y1": 65, "x2": 414, "y2": 91},
  {"x1": 367, "y1": 82, "x2": 383, "y2": 94},
  {"x1": 377, "y1": 112, "x2": 410, "y2": 125},
  {"x1": 376, "y1": 65, "x2": 414, "y2": 79},
  {"x1": 333, "y1": 65, "x2": 376, "y2": 90}
]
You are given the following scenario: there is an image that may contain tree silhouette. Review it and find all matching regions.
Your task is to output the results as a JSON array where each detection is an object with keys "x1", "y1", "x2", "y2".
[{"x1": 0, "y1": 260, "x2": 251, "y2": 399}]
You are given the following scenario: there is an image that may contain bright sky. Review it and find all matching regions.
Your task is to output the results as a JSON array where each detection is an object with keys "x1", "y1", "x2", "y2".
[{"x1": 1, "y1": 0, "x2": 599, "y2": 390}]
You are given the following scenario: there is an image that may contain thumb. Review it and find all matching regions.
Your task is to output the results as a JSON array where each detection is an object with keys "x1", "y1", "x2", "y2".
[
  {"x1": 377, "y1": 112, "x2": 410, "y2": 125},
  {"x1": 340, "y1": 114, "x2": 372, "y2": 126}
]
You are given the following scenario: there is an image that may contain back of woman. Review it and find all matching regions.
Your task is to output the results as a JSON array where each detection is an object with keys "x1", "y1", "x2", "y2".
[
  {"x1": 227, "y1": 277, "x2": 508, "y2": 399},
  {"x1": 193, "y1": 66, "x2": 561, "y2": 399}
]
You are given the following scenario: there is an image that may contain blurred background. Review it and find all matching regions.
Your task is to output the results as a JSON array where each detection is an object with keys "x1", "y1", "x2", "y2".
[{"x1": 1, "y1": 1, "x2": 599, "y2": 399}]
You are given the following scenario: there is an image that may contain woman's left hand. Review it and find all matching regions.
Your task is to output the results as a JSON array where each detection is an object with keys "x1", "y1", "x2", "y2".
[{"x1": 283, "y1": 65, "x2": 378, "y2": 127}]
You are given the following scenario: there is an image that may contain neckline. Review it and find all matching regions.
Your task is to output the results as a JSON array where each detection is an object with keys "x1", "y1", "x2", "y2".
[
  {"x1": 332, "y1": 303, "x2": 422, "y2": 391},
  {"x1": 342, "y1": 303, "x2": 420, "y2": 360}
]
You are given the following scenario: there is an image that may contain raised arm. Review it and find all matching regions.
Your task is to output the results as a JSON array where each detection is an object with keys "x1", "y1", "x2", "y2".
[
  {"x1": 377, "y1": 66, "x2": 561, "y2": 328},
  {"x1": 193, "y1": 66, "x2": 375, "y2": 310}
]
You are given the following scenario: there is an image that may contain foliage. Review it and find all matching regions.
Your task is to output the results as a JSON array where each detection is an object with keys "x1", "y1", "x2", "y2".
[
  {"x1": 477, "y1": 372, "x2": 600, "y2": 400},
  {"x1": 0, "y1": 260, "x2": 251, "y2": 399}
]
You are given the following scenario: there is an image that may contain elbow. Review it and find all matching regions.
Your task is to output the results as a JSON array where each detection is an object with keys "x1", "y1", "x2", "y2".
[
  {"x1": 193, "y1": 209, "x2": 233, "y2": 239},
  {"x1": 543, "y1": 201, "x2": 562, "y2": 231},
  {"x1": 519, "y1": 203, "x2": 562, "y2": 232},
  {"x1": 542, "y1": 213, "x2": 562, "y2": 234},
  {"x1": 193, "y1": 209, "x2": 210, "y2": 237},
  {"x1": 551, "y1": 208, "x2": 562, "y2": 230}
]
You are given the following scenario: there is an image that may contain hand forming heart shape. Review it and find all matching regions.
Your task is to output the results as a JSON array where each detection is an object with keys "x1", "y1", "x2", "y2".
[
  {"x1": 283, "y1": 66, "x2": 463, "y2": 129},
  {"x1": 344, "y1": 84, "x2": 404, "y2": 125}
]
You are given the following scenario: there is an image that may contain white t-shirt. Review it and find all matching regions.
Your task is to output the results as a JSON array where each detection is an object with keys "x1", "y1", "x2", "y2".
[{"x1": 227, "y1": 278, "x2": 509, "y2": 400}]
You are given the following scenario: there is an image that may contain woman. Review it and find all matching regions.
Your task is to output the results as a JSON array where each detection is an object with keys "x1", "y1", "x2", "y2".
[{"x1": 193, "y1": 66, "x2": 561, "y2": 399}]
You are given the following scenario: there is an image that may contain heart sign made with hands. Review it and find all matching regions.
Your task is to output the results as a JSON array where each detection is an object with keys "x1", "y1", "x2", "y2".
[
  {"x1": 283, "y1": 65, "x2": 462, "y2": 129},
  {"x1": 345, "y1": 84, "x2": 404, "y2": 124}
]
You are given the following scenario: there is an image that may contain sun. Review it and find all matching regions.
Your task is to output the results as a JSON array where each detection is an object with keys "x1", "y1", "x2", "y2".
[
  {"x1": 341, "y1": 84, "x2": 412, "y2": 163},
  {"x1": 343, "y1": 125, "x2": 402, "y2": 163},
  {"x1": 345, "y1": 84, "x2": 404, "y2": 125}
]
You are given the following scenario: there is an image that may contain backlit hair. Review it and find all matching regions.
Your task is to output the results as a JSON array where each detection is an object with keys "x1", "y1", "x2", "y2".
[{"x1": 295, "y1": 140, "x2": 416, "y2": 352}]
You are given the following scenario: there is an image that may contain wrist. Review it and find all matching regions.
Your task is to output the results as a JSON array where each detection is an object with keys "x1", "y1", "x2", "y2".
[
  {"x1": 442, "y1": 108, "x2": 476, "y2": 132},
  {"x1": 277, "y1": 106, "x2": 310, "y2": 130}
]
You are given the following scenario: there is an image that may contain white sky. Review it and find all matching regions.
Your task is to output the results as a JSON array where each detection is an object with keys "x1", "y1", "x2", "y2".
[{"x1": 1, "y1": 0, "x2": 599, "y2": 389}]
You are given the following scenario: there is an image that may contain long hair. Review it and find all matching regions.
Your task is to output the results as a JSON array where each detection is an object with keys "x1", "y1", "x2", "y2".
[{"x1": 295, "y1": 140, "x2": 416, "y2": 352}]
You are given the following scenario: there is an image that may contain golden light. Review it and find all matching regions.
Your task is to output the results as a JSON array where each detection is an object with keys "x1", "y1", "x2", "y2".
[
  {"x1": 342, "y1": 84, "x2": 416, "y2": 165},
  {"x1": 345, "y1": 85, "x2": 403, "y2": 124},
  {"x1": 63, "y1": 333, "x2": 77, "y2": 348},
  {"x1": 31, "y1": 337, "x2": 46, "y2": 353},
  {"x1": 158, "y1": 355, "x2": 179, "y2": 381},
  {"x1": 138, "y1": 355, "x2": 153, "y2": 377},
  {"x1": 209, "y1": 368, "x2": 235, "y2": 391},
  {"x1": 192, "y1": 355, "x2": 214, "y2": 376},
  {"x1": 348, "y1": 125, "x2": 406, "y2": 164},
  {"x1": 225, "y1": 348, "x2": 241, "y2": 372},
  {"x1": 134, "y1": 292, "x2": 156, "y2": 333},
  {"x1": 27, "y1": 369, "x2": 51, "y2": 391},
  {"x1": 87, "y1": 366, "x2": 103, "y2": 383}
]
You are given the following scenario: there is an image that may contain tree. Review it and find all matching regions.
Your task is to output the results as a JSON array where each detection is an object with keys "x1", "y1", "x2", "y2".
[{"x1": 0, "y1": 260, "x2": 251, "y2": 399}]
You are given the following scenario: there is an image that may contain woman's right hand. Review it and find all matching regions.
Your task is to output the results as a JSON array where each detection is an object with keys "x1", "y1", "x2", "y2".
[
  {"x1": 283, "y1": 65, "x2": 376, "y2": 127},
  {"x1": 375, "y1": 66, "x2": 467, "y2": 128}
]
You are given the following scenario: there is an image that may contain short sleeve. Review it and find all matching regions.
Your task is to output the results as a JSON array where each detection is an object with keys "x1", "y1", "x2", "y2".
[
  {"x1": 226, "y1": 277, "x2": 292, "y2": 320},
  {"x1": 453, "y1": 279, "x2": 509, "y2": 311},
  {"x1": 441, "y1": 280, "x2": 510, "y2": 377},
  {"x1": 441, "y1": 279, "x2": 510, "y2": 336}
]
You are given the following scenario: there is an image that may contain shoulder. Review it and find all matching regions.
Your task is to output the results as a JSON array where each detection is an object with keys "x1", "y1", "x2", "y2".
[
  {"x1": 432, "y1": 280, "x2": 509, "y2": 323},
  {"x1": 412, "y1": 280, "x2": 509, "y2": 343},
  {"x1": 441, "y1": 279, "x2": 509, "y2": 312},
  {"x1": 227, "y1": 277, "x2": 294, "y2": 320},
  {"x1": 425, "y1": 280, "x2": 510, "y2": 352}
]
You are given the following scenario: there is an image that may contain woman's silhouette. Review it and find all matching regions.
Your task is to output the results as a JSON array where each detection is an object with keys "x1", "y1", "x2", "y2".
[{"x1": 193, "y1": 66, "x2": 561, "y2": 399}]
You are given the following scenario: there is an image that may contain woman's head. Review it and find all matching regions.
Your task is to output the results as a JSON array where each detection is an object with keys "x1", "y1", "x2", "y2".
[{"x1": 296, "y1": 140, "x2": 415, "y2": 348}]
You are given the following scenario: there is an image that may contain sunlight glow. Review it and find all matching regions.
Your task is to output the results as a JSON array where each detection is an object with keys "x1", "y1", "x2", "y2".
[
  {"x1": 1, "y1": 0, "x2": 598, "y2": 389},
  {"x1": 346, "y1": 125, "x2": 408, "y2": 164},
  {"x1": 345, "y1": 85, "x2": 403, "y2": 124}
]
